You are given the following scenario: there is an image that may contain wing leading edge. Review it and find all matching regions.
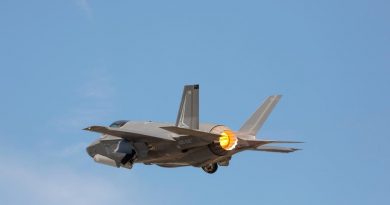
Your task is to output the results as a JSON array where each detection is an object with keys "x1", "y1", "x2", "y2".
[{"x1": 84, "y1": 126, "x2": 173, "y2": 143}]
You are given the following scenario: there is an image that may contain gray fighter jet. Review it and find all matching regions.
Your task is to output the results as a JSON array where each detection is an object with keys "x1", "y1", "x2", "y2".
[{"x1": 85, "y1": 84, "x2": 301, "y2": 174}]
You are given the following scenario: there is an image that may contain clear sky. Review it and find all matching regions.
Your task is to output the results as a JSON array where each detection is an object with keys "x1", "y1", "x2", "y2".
[{"x1": 0, "y1": 0, "x2": 389, "y2": 204}]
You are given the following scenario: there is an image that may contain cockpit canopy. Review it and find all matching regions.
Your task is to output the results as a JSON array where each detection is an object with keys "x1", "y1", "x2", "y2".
[{"x1": 109, "y1": 120, "x2": 129, "y2": 128}]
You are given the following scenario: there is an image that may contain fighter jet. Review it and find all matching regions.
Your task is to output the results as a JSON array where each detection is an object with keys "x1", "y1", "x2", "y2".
[{"x1": 85, "y1": 84, "x2": 301, "y2": 174}]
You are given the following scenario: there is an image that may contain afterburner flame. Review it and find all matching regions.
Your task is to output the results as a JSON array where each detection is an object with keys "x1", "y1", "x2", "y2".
[{"x1": 219, "y1": 130, "x2": 237, "y2": 150}]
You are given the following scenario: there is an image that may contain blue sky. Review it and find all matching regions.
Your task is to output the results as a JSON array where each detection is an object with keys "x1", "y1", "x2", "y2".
[{"x1": 0, "y1": 0, "x2": 389, "y2": 204}]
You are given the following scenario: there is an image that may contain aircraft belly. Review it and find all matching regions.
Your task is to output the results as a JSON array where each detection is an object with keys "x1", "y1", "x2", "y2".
[
  {"x1": 138, "y1": 146, "x2": 219, "y2": 167},
  {"x1": 178, "y1": 147, "x2": 220, "y2": 167},
  {"x1": 93, "y1": 133, "x2": 223, "y2": 168}
]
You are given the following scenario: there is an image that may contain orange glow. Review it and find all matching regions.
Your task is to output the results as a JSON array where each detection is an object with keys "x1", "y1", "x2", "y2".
[{"x1": 219, "y1": 130, "x2": 237, "y2": 150}]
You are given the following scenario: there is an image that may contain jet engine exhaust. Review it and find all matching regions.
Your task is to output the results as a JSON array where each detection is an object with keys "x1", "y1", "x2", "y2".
[{"x1": 219, "y1": 130, "x2": 237, "y2": 150}]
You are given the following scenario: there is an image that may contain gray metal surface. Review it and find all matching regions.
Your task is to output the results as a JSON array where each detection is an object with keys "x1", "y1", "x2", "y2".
[
  {"x1": 84, "y1": 85, "x2": 301, "y2": 174},
  {"x1": 175, "y1": 84, "x2": 199, "y2": 129},
  {"x1": 239, "y1": 95, "x2": 282, "y2": 139}
]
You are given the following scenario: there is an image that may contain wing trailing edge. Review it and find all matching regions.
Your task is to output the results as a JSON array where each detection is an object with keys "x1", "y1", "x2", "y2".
[
  {"x1": 160, "y1": 126, "x2": 220, "y2": 149},
  {"x1": 160, "y1": 126, "x2": 220, "y2": 141}
]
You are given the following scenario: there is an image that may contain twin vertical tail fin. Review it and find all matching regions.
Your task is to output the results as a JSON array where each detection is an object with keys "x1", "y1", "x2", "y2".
[
  {"x1": 175, "y1": 85, "x2": 281, "y2": 135},
  {"x1": 238, "y1": 95, "x2": 302, "y2": 152},
  {"x1": 238, "y1": 95, "x2": 282, "y2": 140},
  {"x1": 176, "y1": 84, "x2": 199, "y2": 129},
  {"x1": 174, "y1": 86, "x2": 300, "y2": 152}
]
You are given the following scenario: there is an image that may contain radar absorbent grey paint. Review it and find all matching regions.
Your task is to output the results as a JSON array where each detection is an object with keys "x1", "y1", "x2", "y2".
[{"x1": 84, "y1": 84, "x2": 301, "y2": 174}]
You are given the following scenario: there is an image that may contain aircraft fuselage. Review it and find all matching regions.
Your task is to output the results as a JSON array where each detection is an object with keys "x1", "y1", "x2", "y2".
[{"x1": 86, "y1": 121, "x2": 233, "y2": 169}]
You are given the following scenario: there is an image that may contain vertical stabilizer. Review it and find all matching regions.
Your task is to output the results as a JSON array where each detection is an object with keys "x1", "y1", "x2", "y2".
[
  {"x1": 238, "y1": 95, "x2": 281, "y2": 139},
  {"x1": 176, "y1": 84, "x2": 199, "y2": 129}
]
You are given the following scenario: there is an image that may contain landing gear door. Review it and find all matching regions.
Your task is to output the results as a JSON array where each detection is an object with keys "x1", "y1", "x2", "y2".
[{"x1": 134, "y1": 142, "x2": 149, "y2": 158}]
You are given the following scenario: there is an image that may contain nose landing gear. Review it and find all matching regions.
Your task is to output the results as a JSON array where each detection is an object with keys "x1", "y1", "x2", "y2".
[{"x1": 120, "y1": 150, "x2": 136, "y2": 169}]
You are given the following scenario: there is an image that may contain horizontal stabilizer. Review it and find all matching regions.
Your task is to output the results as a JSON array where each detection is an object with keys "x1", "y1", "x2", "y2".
[
  {"x1": 254, "y1": 146, "x2": 300, "y2": 153},
  {"x1": 84, "y1": 126, "x2": 173, "y2": 142},
  {"x1": 246, "y1": 139, "x2": 303, "y2": 147}
]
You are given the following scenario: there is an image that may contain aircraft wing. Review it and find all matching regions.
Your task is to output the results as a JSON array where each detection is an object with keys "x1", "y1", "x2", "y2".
[
  {"x1": 84, "y1": 126, "x2": 173, "y2": 143},
  {"x1": 161, "y1": 126, "x2": 220, "y2": 141},
  {"x1": 253, "y1": 145, "x2": 300, "y2": 153},
  {"x1": 160, "y1": 126, "x2": 220, "y2": 149}
]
